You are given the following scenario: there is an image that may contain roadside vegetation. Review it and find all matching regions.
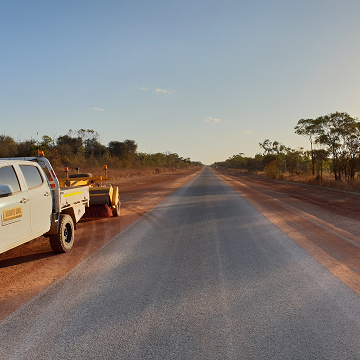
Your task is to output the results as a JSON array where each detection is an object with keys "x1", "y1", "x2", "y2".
[
  {"x1": 213, "y1": 112, "x2": 360, "y2": 193},
  {"x1": 0, "y1": 129, "x2": 202, "y2": 178}
]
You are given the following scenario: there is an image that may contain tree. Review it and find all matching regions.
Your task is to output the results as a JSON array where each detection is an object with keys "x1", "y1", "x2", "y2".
[
  {"x1": 57, "y1": 135, "x2": 83, "y2": 154},
  {"x1": 259, "y1": 139, "x2": 288, "y2": 174},
  {"x1": 74, "y1": 129, "x2": 98, "y2": 144},
  {"x1": 315, "y1": 112, "x2": 358, "y2": 180},
  {"x1": 17, "y1": 139, "x2": 37, "y2": 157},
  {"x1": 313, "y1": 149, "x2": 328, "y2": 180},
  {"x1": 75, "y1": 129, "x2": 100, "y2": 157},
  {"x1": 295, "y1": 112, "x2": 360, "y2": 180},
  {"x1": 285, "y1": 148, "x2": 305, "y2": 176},
  {"x1": 108, "y1": 140, "x2": 137, "y2": 160},
  {"x1": 40, "y1": 135, "x2": 54, "y2": 149},
  {"x1": 108, "y1": 141, "x2": 127, "y2": 158},
  {"x1": 339, "y1": 120, "x2": 360, "y2": 179},
  {"x1": 246, "y1": 154, "x2": 263, "y2": 172},
  {"x1": 84, "y1": 138, "x2": 105, "y2": 158},
  {"x1": 0, "y1": 135, "x2": 17, "y2": 157},
  {"x1": 294, "y1": 118, "x2": 319, "y2": 175},
  {"x1": 36, "y1": 135, "x2": 55, "y2": 156},
  {"x1": 123, "y1": 139, "x2": 137, "y2": 158}
]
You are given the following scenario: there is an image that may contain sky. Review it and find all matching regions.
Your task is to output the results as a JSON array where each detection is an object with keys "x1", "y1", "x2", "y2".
[{"x1": 1, "y1": 0, "x2": 360, "y2": 165}]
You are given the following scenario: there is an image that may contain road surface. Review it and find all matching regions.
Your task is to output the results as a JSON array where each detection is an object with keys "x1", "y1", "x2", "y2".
[{"x1": 1, "y1": 167, "x2": 360, "y2": 359}]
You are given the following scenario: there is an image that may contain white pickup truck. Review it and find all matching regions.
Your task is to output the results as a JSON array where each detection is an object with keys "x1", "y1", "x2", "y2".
[{"x1": 0, "y1": 157, "x2": 89, "y2": 254}]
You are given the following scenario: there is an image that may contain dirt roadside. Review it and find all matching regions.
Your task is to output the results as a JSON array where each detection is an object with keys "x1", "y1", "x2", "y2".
[
  {"x1": 216, "y1": 169, "x2": 360, "y2": 296},
  {"x1": 0, "y1": 168, "x2": 201, "y2": 321}
]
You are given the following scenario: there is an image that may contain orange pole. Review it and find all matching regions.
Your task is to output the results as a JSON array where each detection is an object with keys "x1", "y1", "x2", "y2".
[
  {"x1": 64, "y1": 167, "x2": 69, "y2": 179},
  {"x1": 103, "y1": 165, "x2": 108, "y2": 179}
]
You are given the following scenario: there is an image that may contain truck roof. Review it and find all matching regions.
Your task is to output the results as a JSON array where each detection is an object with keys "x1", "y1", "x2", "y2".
[{"x1": 0, "y1": 159, "x2": 37, "y2": 167}]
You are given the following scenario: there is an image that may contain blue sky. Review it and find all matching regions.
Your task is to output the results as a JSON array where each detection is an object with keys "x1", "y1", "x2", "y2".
[{"x1": 1, "y1": 0, "x2": 359, "y2": 164}]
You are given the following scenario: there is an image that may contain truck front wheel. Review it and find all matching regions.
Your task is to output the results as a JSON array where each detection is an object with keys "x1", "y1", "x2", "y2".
[{"x1": 49, "y1": 214, "x2": 75, "y2": 253}]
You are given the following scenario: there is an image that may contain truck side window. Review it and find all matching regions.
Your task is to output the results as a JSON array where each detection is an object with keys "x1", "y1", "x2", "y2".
[
  {"x1": 19, "y1": 165, "x2": 43, "y2": 189},
  {"x1": 0, "y1": 166, "x2": 21, "y2": 192}
]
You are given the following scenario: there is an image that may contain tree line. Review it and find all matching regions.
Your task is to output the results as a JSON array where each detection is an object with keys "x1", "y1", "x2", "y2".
[
  {"x1": 0, "y1": 129, "x2": 202, "y2": 169},
  {"x1": 213, "y1": 112, "x2": 360, "y2": 181}
]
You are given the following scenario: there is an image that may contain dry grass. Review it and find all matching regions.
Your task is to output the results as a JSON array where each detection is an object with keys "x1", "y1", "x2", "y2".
[
  {"x1": 224, "y1": 169, "x2": 360, "y2": 193},
  {"x1": 282, "y1": 173, "x2": 360, "y2": 193}
]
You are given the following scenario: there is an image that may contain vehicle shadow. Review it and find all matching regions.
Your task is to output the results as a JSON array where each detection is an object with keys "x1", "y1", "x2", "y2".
[{"x1": 0, "y1": 251, "x2": 57, "y2": 268}]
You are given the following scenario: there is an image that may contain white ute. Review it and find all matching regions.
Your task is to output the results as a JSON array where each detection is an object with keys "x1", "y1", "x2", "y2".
[{"x1": 0, "y1": 156, "x2": 89, "y2": 254}]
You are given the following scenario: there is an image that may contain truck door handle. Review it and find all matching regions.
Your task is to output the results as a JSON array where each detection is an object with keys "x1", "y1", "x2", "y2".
[
  {"x1": 20, "y1": 198, "x2": 29, "y2": 203},
  {"x1": 44, "y1": 192, "x2": 51, "y2": 197}
]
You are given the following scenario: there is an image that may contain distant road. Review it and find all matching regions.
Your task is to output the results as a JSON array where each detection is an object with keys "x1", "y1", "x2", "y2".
[{"x1": 1, "y1": 167, "x2": 360, "y2": 359}]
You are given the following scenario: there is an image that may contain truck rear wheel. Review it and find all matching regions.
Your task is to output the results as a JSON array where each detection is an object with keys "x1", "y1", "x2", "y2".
[
  {"x1": 49, "y1": 214, "x2": 75, "y2": 253},
  {"x1": 112, "y1": 198, "x2": 121, "y2": 217},
  {"x1": 112, "y1": 187, "x2": 121, "y2": 217}
]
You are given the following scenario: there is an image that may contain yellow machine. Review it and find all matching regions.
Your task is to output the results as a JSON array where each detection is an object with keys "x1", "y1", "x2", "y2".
[{"x1": 58, "y1": 165, "x2": 120, "y2": 218}]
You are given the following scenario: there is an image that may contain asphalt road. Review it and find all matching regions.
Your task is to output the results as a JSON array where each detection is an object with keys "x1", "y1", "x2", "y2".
[{"x1": 1, "y1": 167, "x2": 360, "y2": 359}]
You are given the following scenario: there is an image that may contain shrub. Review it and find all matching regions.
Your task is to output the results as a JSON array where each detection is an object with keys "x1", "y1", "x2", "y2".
[{"x1": 264, "y1": 160, "x2": 279, "y2": 179}]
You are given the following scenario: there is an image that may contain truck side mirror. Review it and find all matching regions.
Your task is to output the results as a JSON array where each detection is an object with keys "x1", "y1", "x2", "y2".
[{"x1": 0, "y1": 185, "x2": 14, "y2": 198}]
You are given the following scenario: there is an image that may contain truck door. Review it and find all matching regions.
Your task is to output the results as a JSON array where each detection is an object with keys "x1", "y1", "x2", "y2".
[
  {"x1": 0, "y1": 165, "x2": 31, "y2": 253},
  {"x1": 19, "y1": 165, "x2": 52, "y2": 237}
]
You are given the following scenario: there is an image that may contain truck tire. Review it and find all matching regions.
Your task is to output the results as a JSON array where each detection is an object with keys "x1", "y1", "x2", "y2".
[
  {"x1": 49, "y1": 214, "x2": 75, "y2": 253},
  {"x1": 69, "y1": 173, "x2": 92, "y2": 178},
  {"x1": 112, "y1": 197, "x2": 121, "y2": 217},
  {"x1": 112, "y1": 187, "x2": 121, "y2": 217}
]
